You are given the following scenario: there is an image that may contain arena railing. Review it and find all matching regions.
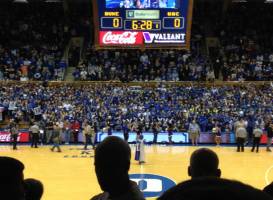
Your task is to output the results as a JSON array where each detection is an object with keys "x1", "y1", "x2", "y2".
[{"x1": 0, "y1": 80, "x2": 272, "y2": 87}]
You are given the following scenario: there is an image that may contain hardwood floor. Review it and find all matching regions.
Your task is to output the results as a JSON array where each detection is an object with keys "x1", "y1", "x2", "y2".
[{"x1": 1, "y1": 144, "x2": 272, "y2": 200}]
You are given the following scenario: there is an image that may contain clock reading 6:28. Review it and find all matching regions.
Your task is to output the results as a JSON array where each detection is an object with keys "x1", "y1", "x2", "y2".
[{"x1": 130, "y1": 20, "x2": 159, "y2": 30}]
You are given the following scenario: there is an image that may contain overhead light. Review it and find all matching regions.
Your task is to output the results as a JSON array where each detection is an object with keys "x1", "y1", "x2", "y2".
[
  {"x1": 45, "y1": 0, "x2": 62, "y2": 2},
  {"x1": 232, "y1": 0, "x2": 247, "y2": 2},
  {"x1": 13, "y1": 0, "x2": 28, "y2": 2},
  {"x1": 265, "y1": 0, "x2": 273, "y2": 3}
]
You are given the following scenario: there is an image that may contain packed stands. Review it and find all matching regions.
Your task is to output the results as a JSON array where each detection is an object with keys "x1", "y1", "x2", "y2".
[
  {"x1": 75, "y1": 1, "x2": 273, "y2": 82},
  {"x1": 76, "y1": 49, "x2": 210, "y2": 81},
  {"x1": 0, "y1": 2, "x2": 68, "y2": 81},
  {"x1": 1, "y1": 82, "x2": 272, "y2": 133},
  {"x1": 213, "y1": 2, "x2": 273, "y2": 81}
]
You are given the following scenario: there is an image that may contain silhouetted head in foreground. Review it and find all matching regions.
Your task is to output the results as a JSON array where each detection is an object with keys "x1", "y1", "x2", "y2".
[
  {"x1": 188, "y1": 148, "x2": 221, "y2": 178},
  {"x1": 158, "y1": 177, "x2": 272, "y2": 200},
  {"x1": 94, "y1": 136, "x2": 131, "y2": 197},
  {"x1": 263, "y1": 182, "x2": 273, "y2": 197},
  {"x1": 24, "y1": 178, "x2": 44, "y2": 200},
  {"x1": 0, "y1": 156, "x2": 25, "y2": 200}
]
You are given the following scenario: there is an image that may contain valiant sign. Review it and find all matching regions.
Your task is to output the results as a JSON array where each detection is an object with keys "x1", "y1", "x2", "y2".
[{"x1": 143, "y1": 32, "x2": 186, "y2": 44}]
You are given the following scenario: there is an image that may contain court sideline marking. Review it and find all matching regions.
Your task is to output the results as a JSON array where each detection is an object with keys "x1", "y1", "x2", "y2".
[{"x1": 265, "y1": 165, "x2": 273, "y2": 185}]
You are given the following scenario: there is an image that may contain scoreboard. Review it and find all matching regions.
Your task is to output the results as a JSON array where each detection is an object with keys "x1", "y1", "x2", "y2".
[{"x1": 93, "y1": 0, "x2": 193, "y2": 49}]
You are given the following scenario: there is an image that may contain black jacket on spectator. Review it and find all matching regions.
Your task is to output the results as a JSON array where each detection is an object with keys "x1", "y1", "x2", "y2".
[
  {"x1": 158, "y1": 177, "x2": 272, "y2": 200},
  {"x1": 0, "y1": 157, "x2": 25, "y2": 200},
  {"x1": 266, "y1": 124, "x2": 273, "y2": 138}
]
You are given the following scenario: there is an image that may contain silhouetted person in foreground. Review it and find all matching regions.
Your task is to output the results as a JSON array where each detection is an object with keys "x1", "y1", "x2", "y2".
[
  {"x1": 91, "y1": 136, "x2": 145, "y2": 200},
  {"x1": 157, "y1": 177, "x2": 272, "y2": 200},
  {"x1": 158, "y1": 148, "x2": 271, "y2": 200},
  {"x1": 0, "y1": 156, "x2": 25, "y2": 200},
  {"x1": 263, "y1": 182, "x2": 273, "y2": 197},
  {"x1": 24, "y1": 178, "x2": 44, "y2": 200},
  {"x1": 188, "y1": 148, "x2": 221, "y2": 178}
]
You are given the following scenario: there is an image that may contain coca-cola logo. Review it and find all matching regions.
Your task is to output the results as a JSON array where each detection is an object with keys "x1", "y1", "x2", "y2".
[
  {"x1": 0, "y1": 133, "x2": 11, "y2": 142},
  {"x1": 100, "y1": 31, "x2": 143, "y2": 45},
  {"x1": 103, "y1": 32, "x2": 137, "y2": 44},
  {"x1": 0, "y1": 132, "x2": 29, "y2": 142},
  {"x1": 0, "y1": 133, "x2": 22, "y2": 142}
]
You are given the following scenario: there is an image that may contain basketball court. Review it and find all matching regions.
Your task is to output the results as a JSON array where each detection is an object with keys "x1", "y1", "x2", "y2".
[{"x1": 1, "y1": 145, "x2": 273, "y2": 200}]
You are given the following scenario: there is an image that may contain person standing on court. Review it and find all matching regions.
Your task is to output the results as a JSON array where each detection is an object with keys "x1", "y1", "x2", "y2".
[
  {"x1": 83, "y1": 120, "x2": 91, "y2": 149},
  {"x1": 235, "y1": 119, "x2": 247, "y2": 152},
  {"x1": 71, "y1": 119, "x2": 80, "y2": 143},
  {"x1": 135, "y1": 134, "x2": 145, "y2": 164},
  {"x1": 29, "y1": 122, "x2": 40, "y2": 148},
  {"x1": 63, "y1": 119, "x2": 71, "y2": 145},
  {"x1": 251, "y1": 125, "x2": 263, "y2": 153},
  {"x1": 9, "y1": 119, "x2": 19, "y2": 150},
  {"x1": 91, "y1": 124, "x2": 97, "y2": 149},
  {"x1": 188, "y1": 120, "x2": 201, "y2": 146},
  {"x1": 83, "y1": 121, "x2": 95, "y2": 150},
  {"x1": 136, "y1": 120, "x2": 143, "y2": 141},
  {"x1": 38, "y1": 120, "x2": 46, "y2": 145},
  {"x1": 167, "y1": 121, "x2": 173, "y2": 144},
  {"x1": 57, "y1": 119, "x2": 64, "y2": 143},
  {"x1": 46, "y1": 117, "x2": 54, "y2": 144},
  {"x1": 212, "y1": 124, "x2": 221, "y2": 146},
  {"x1": 50, "y1": 123, "x2": 62, "y2": 152},
  {"x1": 122, "y1": 120, "x2": 130, "y2": 142},
  {"x1": 265, "y1": 121, "x2": 273, "y2": 152},
  {"x1": 234, "y1": 117, "x2": 247, "y2": 132},
  {"x1": 152, "y1": 121, "x2": 159, "y2": 144}
]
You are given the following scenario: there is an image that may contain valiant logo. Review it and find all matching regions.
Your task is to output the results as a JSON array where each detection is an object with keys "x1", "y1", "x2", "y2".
[{"x1": 143, "y1": 32, "x2": 186, "y2": 44}]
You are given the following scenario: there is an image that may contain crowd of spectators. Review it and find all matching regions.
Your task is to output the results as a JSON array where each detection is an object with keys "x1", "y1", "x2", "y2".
[
  {"x1": 74, "y1": 2, "x2": 273, "y2": 82},
  {"x1": 1, "y1": 83, "x2": 272, "y2": 134},
  {"x1": 213, "y1": 2, "x2": 273, "y2": 81},
  {"x1": 75, "y1": 49, "x2": 213, "y2": 82},
  {"x1": 0, "y1": 3, "x2": 68, "y2": 81},
  {"x1": 0, "y1": 1, "x2": 272, "y2": 82}
]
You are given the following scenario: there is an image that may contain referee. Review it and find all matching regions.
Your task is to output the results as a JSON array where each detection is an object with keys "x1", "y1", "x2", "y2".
[
  {"x1": 235, "y1": 126, "x2": 247, "y2": 152},
  {"x1": 9, "y1": 119, "x2": 19, "y2": 150},
  {"x1": 29, "y1": 122, "x2": 40, "y2": 148}
]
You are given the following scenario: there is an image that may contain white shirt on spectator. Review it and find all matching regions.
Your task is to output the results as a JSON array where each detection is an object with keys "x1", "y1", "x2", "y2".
[
  {"x1": 81, "y1": 70, "x2": 88, "y2": 79},
  {"x1": 269, "y1": 54, "x2": 273, "y2": 63},
  {"x1": 254, "y1": 65, "x2": 262, "y2": 72},
  {"x1": 256, "y1": 55, "x2": 264, "y2": 62},
  {"x1": 24, "y1": 59, "x2": 31, "y2": 66},
  {"x1": 140, "y1": 54, "x2": 149, "y2": 64}
]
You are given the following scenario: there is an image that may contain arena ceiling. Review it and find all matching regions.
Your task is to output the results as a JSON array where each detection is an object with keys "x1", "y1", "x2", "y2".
[{"x1": 8, "y1": 0, "x2": 273, "y2": 3}]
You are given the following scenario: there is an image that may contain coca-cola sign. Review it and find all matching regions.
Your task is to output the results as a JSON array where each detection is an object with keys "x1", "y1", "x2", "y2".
[
  {"x1": 0, "y1": 131, "x2": 29, "y2": 142},
  {"x1": 100, "y1": 31, "x2": 143, "y2": 45}
]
